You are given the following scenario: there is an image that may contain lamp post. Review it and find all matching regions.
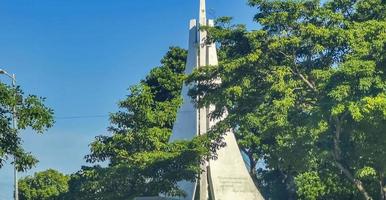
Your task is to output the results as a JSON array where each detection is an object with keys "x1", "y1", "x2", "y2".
[{"x1": 0, "y1": 69, "x2": 19, "y2": 200}]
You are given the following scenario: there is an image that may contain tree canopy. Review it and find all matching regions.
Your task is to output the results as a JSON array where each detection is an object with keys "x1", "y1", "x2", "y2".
[
  {"x1": 0, "y1": 83, "x2": 54, "y2": 171},
  {"x1": 187, "y1": 0, "x2": 386, "y2": 199},
  {"x1": 64, "y1": 47, "x2": 209, "y2": 200},
  {"x1": 19, "y1": 169, "x2": 69, "y2": 200}
]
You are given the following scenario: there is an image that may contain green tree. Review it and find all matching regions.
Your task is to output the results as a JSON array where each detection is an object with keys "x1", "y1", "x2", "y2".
[
  {"x1": 19, "y1": 169, "x2": 69, "y2": 200},
  {"x1": 0, "y1": 83, "x2": 54, "y2": 171},
  {"x1": 188, "y1": 0, "x2": 386, "y2": 199},
  {"x1": 67, "y1": 47, "x2": 209, "y2": 200}
]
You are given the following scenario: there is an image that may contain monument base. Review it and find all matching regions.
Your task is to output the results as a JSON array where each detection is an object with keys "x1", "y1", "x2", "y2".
[{"x1": 208, "y1": 132, "x2": 264, "y2": 200}]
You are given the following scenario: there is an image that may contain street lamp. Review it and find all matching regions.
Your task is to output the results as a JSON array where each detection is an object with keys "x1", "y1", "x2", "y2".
[{"x1": 0, "y1": 69, "x2": 19, "y2": 200}]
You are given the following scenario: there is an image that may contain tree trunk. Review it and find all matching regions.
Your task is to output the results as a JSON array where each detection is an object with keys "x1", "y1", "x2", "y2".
[
  {"x1": 246, "y1": 151, "x2": 259, "y2": 186},
  {"x1": 333, "y1": 117, "x2": 373, "y2": 200},
  {"x1": 249, "y1": 157, "x2": 257, "y2": 176},
  {"x1": 285, "y1": 174, "x2": 297, "y2": 200}
]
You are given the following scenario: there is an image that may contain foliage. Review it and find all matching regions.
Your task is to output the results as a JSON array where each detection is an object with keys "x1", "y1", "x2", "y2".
[
  {"x1": 0, "y1": 83, "x2": 54, "y2": 171},
  {"x1": 295, "y1": 171, "x2": 326, "y2": 200},
  {"x1": 187, "y1": 0, "x2": 386, "y2": 199},
  {"x1": 66, "y1": 47, "x2": 210, "y2": 199},
  {"x1": 19, "y1": 169, "x2": 69, "y2": 200}
]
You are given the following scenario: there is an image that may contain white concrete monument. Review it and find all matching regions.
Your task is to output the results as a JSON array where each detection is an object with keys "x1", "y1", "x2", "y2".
[{"x1": 169, "y1": 1, "x2": 265, "y2": 200}]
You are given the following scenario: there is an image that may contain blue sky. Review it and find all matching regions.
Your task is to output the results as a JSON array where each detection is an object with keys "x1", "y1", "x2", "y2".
[{"x1": 0, "y1": 0, "x2": 257, "y2": 198}]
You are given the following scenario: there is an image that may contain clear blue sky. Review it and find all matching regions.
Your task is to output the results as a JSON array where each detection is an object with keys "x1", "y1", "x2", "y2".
[{"x1": 0, "y1": 0, "x2": 257, "y2": 198}]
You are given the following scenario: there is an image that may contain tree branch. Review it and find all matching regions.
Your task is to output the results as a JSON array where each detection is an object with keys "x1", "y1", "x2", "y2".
[
  {"x1": 278, "y1": 50, "x2": 317, "y2": 92},
  {"x1": 332, "y1": 116, "x2": 373, "y2": 200},
  {"x1": 296, "y1": 72, "x2": 317, "y2": 92}
]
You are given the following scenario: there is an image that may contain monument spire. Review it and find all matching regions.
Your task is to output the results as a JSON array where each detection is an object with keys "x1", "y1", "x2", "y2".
[
  {"x1": 199, "y1": 0, "x2": 207, "y2": 26},
  {"x1": 167, "y1": 1, "x2": 265, "y2": 199}
]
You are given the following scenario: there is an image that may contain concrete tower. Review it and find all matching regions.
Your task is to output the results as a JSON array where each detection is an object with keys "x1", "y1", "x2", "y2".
[{"x1": 169, "y1": 1, "x2": 265, "y2": 200}]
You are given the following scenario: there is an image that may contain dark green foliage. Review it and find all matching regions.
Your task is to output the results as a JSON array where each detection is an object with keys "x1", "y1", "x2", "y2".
[
  {"x1": 188, "y1": 0, "x2": 386, "y2": 199},
  {"x1": 0, "y1": 83, "x2": 54, "y2": 171},
  {"x1": 19, "y1": 169, "x2": 69, "y2": 200}
]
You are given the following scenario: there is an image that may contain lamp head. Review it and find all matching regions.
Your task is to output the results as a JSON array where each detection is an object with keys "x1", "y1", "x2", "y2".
[{"x1": 0, "y1": 69, "x2": 5, "y2": 74}]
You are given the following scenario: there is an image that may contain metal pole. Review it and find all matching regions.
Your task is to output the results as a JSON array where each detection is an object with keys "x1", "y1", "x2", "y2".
[
  {"x1": 0, "y1": 69, "x2": 18, "y2": 200},
  {"x1": 11, "y1": 74, "x2": 18, "y2": 200}
]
